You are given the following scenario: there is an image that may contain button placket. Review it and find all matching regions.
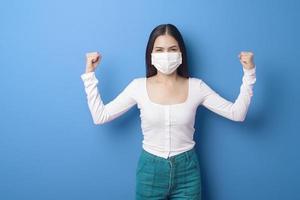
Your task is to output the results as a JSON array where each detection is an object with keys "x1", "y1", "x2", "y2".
[{"x1": 164, "y1": 105, "x2": 171, "y2": 158}]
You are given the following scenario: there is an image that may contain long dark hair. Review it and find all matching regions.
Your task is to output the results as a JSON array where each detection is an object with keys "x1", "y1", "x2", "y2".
[{"x1": 145, "y1": 24, "x2": 189, "y2": 78}]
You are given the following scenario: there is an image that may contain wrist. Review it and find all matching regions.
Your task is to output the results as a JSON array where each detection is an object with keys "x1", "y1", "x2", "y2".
[
  {"x1": 85, "y1": 67, "x2": 94, "y2": 73},
  {"x1": 243, "y1": 64, "x2": 255, "y2": 70},
  {"x1": 243, "y1": 65, "x2": 256, "y2": 75}
]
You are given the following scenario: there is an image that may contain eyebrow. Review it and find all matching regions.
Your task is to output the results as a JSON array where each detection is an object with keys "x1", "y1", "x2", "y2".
[{"x1": 155, "y1": 45, "x2": 178, "y2": 49}]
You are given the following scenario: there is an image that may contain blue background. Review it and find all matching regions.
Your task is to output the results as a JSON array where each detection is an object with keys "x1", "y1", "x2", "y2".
[{"x1": 1, "y1": 0, "x2": 299, "y2": 199}]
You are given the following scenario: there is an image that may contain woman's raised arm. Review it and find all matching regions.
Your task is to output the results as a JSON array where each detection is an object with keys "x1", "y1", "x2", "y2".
[
  {"x1": 81, "y1": 72, "x2": 137, "y2": 125},
  {"x1": 199, "y1": 66, "x2": 257, "y2": 122},
  {"x1": 81, "y1": 51, "x2": 137, "y2": 125}
]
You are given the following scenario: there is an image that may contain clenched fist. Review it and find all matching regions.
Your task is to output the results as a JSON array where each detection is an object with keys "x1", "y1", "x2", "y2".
[
  {"x1": 238, "y1": 51, "x2": 255, "y2": 70},
  {"x1": 85, "y1": 52, "x2": 102, "y2": 73}
]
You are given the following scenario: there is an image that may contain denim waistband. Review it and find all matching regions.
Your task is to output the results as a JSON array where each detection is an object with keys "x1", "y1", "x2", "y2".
[{"x1": 141, "y1": 147, "x2": 196, "y2": 163}]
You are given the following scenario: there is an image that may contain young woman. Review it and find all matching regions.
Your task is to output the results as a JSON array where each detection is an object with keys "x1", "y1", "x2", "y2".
[{"x1": 80, "y1": 24, "x2": 256, "y2": 200}]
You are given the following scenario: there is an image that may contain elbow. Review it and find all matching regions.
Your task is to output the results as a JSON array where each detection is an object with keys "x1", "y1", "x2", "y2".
[
  {"x1": 93, "y1": 120, "x2": 103, "y2": 125},
  {"x1": 234, "y1": 117, "x2": 246, "y2": 122},
  {"x1": 93, "y1": 119, "x2": 106, "y2": 125},
  {"x1": 232, "y1": 112, "x2": 246, "y2": 122},
  {"x1": 92, "y1": 116, "x2": 104, "y2": 125},
  {"x1": 231, "y1": 105, "x2": 249, "y2": 122},
  {"x1": 92, "y1": 115, "x2": 111, "y2": 125}
]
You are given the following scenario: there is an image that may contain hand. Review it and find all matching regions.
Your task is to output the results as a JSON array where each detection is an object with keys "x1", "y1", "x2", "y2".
[
  {"x1": 238, "y1": 51, "x2": 255, "y2": 70},
  {"x1": 85, "y1": 51, "x2": 102, "y2": 73}
]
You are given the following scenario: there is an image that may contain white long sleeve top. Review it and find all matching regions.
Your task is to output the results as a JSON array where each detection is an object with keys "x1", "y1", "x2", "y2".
[{"x1": 80, "y1": 66, "x2": 256, "y2": 159}]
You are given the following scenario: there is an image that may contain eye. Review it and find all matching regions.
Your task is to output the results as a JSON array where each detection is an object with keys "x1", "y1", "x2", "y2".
[{"x1": 171, "y1": 49, "x2": 178, "y2": 51}]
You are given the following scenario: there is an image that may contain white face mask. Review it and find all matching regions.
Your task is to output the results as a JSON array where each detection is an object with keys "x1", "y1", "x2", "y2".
[{"x1": 151, "y1": 52, "x2": 182, "y2": 75}]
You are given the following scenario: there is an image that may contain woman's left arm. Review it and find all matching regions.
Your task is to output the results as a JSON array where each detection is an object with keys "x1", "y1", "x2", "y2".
[{"x1": 199, "y1": 51, "x2": 257, "y2": 122}]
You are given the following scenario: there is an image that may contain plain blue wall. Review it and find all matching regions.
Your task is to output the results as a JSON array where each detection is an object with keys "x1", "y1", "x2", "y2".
[{"x1": 1, "y1": 0, "x2": 299, "y2": 199}]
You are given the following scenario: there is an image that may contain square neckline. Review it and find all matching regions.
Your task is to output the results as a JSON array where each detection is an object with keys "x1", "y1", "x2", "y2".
[{"x1": 144, "y1": 77, "x2": 191, "y2": 107}]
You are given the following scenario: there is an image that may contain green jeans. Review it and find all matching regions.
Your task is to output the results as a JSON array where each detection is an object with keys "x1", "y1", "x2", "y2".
[{"x1": 135, "y1": 147, "x2": 202, "y2": 200}]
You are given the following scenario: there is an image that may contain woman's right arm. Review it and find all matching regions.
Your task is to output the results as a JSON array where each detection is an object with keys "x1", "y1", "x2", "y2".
[
  {"x1": 81, "y1": 51, "x2": 137, "y2": 125},
  {"x1": 80, "y1": 72, "x2": 137, "y2": 125}
]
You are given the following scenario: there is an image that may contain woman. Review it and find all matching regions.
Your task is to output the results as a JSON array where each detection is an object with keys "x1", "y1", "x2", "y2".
[{"x1": 80, "y1": 24, "x2": 256, "y2": 200}]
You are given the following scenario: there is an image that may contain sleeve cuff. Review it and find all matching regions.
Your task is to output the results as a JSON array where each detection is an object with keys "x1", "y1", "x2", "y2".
[
  {"x1": 80, "y1": 71, "x2": 95, "y2": 81},
  {"x1": 243, "y1": 65, "x2": 256, "y2": 75}
]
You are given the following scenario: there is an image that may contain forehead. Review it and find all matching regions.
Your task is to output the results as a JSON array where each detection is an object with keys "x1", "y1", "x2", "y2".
[{"x1": 153, "y1": 34, "x2": 179, "y2": 47}]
